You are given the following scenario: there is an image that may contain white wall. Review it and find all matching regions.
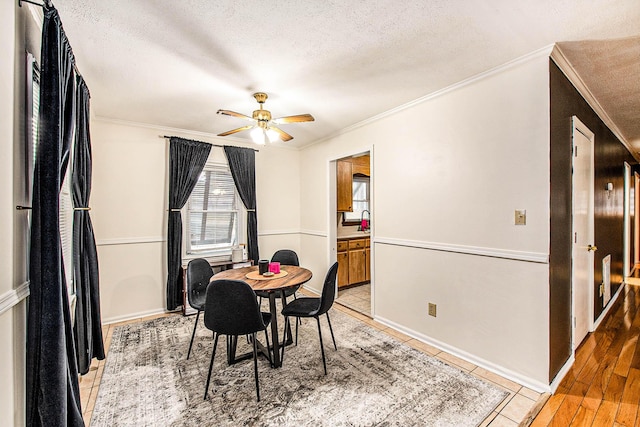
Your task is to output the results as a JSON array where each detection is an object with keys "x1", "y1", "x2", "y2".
[
  {"x1": 90, "y1": 120, "x2": 302, "y2": 322},
  {"x1": 0, "y1": 1, "x2": 17, "y2": 424},
  {"x1": 299, "y1": 50, "x2": 551, "y2": 389},
  {"x1": 1, "y1": 3, "x2": 42, "y2": 426}
]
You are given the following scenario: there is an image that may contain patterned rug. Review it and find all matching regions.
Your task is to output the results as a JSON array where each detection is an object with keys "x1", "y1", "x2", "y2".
[{"x1": 91, "y1": 307, "x2": 508, "y2": 426}]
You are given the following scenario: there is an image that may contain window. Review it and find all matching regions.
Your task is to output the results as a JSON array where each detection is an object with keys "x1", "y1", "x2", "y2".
[
  {"x1": 60, "y1": 171, "x2": 74, "y2": 293},
  {"x1": 185, "y1": 162, "x2": 243, "y2": 258},
  {"x1": 27, "y1": 52, "x2": 74, "y2": 296},
  {"x1": 343, "y1": 176, "x2": 370, "y2": 223}
]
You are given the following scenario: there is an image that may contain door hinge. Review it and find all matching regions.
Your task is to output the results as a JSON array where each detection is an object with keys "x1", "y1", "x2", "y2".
[
  {"x1": 574, "y1": 232, "x2": 577, "y2": 243},
  {"x1": 573, "y1": 145, "x2": 578, "y2": 157}
]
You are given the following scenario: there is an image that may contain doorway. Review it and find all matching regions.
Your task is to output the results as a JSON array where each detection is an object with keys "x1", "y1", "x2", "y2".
[
  {"x1": 571, "y1": 116, "x2": 595, "y2": 350},
  {"x1": 333, "y1": 152, "x2": 372, "y2": 316}
]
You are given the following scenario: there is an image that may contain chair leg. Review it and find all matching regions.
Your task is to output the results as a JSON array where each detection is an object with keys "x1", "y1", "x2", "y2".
[
  {"x1": 316, "y1": 317, "x2": 327, "y2": 375},
  {"x1": 252, "y1": 332, "x2": 261, "y2": 402},
  {"x1": 295, "y1": 315, "x2": 299, "y2": 346},
  {"x1": 281, "y1": 317, "x2": 289, "y2": 364},
  {"x1": 263, "y1": 327, "x2": 273, "y2": 367},
  {"x1": 204, "y1": 332, "x2": 220, "y2": 400},
  {"x1": 325, "y1": 312, "x2": 337, "y2": 350},
  {"x1": 292, "y1": 294, "x2": 302, "y2": 326},
  {"x1": 187, "y1": 310, "x2": 200, "y2": 360}
]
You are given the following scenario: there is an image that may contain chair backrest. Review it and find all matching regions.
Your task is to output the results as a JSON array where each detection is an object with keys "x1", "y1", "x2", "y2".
[
  {"x1": 204, "y1": 280, "x2": 267, "y2": 336},
  {"x1": 316, "y1": 262, "x2": 339, "y2": 316},
  {"x1": 186, "y1": 258, "x2": 214, "y2": 308},
  {"x1": 271, "y1": 249, "x2": 299, "y2": 266}
]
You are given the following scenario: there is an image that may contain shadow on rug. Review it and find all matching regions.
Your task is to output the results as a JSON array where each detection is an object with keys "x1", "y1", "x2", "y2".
[{"x1": 91, "y1": 308, "x2": 508, "y2": 426}]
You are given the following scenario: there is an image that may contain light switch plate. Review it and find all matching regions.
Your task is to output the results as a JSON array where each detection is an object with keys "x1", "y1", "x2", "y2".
[
  {"x1": 428, "y1": 303, "x2": 437, "y2": 317},
  {"x1": 515, "y1": 209, "x2": 526, "y2": 225}
]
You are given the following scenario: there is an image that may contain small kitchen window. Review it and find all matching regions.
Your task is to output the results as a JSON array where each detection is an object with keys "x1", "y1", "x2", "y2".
[{"x1": 342, "y1": 176, "x2": 370, "y2": 224}]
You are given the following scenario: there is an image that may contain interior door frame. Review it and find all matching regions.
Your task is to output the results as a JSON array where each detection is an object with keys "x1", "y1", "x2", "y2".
[
  {"x1": 327, "y1": 146, "x2": 374, "y2": 316},
  {"x1": 624, "y1": 162, "x2": 632, "y2": 277},
  {"x1": 571, "y1": 115, "x2": 595, "y2": 351},
  {"x1": 635, "y1": 171, "x2": 640, "y2": 269}
]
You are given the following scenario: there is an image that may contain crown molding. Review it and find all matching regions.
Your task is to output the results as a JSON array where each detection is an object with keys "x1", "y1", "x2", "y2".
[
  {"x1": 93, "y1": 117, "x2": 300, "y2": 151},
  {"x1": 550, "y1": 45, "x2": 639, "y2": 163},
  {"x1": 304, "y1": 44, "x2": 555, "y2": 149}
]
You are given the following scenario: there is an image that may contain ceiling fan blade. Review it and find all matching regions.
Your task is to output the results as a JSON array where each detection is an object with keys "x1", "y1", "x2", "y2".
[
  {"x1": 217, "y1": 125, "x2": 253, "y2": 137},
  {"x1": 269, "y1": 126, "x2": 294, "y2": 142},
  {"x1": 217, "y1": 109, "x2": 254, "y2": 122},
  {"x1": 272, "y1": 114, "x2": 315, "y2": 124}
]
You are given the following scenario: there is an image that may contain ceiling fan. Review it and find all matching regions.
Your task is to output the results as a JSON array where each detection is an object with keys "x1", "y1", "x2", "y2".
[{"x1": 217, "y1": 92, "x2": 314, "y2": 144}]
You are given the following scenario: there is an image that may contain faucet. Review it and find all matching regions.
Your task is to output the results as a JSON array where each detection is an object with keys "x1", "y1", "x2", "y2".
[{"x1": 358, "y1": 210, "x2": 370, "y2": 232}]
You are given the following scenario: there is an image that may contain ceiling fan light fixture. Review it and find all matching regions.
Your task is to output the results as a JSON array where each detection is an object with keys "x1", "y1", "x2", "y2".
[
  {"x1": 266, "y1": 128, "x2": 280, "y2": 143},
  {"x1": 217, "y1": 92, "x2": 314, "y2": 143},
  {"x1": 250, "y1": 126, "x2": 267, "y2": 145}
]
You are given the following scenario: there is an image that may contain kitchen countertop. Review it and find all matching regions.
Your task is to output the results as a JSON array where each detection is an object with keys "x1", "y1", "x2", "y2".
[{"x1": 337, "y1": 233, "x2": 371, "y2": 240}]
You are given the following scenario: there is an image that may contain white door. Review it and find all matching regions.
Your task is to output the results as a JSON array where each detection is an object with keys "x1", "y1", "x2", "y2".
[
  {"x1": 624, "y1": 162, "x2": 631, "y2": 277},
  {"x1": 572, "y1": 116, "x2": 595, "y2": 350}
]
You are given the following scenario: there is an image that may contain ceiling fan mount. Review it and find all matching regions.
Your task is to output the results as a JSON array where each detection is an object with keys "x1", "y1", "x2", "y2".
[{"x1": 217, "y1": 92, "x2": 314, "y2": 143}]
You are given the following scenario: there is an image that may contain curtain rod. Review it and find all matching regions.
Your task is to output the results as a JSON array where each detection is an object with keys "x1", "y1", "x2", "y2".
[
  {"x1": 18, "y1": 0, "x2": 50, "y2": 8},
  {"x1": 19, "y1": 0, "x2": 85, "y2": 80},
  {"x1": 161, "y1": 135, "x2": 259, "y2": 152}
]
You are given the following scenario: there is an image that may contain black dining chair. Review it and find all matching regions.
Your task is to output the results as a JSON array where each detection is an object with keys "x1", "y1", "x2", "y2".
[
  {"x1": 203, "y1": 279, "x2": 272, "y2": 401},
  {"x1": 186, "y1": 258, "x2": 214, "y2": 360},
  {"x1": 281, "y1": 262, "x2": 339, "y2": 375},
  {"x1": 255, "y1": 249, "x2": 301, "y2": 306}
]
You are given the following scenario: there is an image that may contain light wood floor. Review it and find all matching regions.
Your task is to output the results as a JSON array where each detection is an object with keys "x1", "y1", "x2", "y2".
[
  {"x1": 530, "y1": 280, "x2": 640, "y2": 427},
  {"x1": 80, "y1": 289, "x2": 544, "y2": 426}
]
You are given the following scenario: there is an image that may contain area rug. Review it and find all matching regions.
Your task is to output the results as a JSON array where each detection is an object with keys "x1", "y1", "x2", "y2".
[{"x1": 91, "y1": 308, "x2": 508, "y2": 427}]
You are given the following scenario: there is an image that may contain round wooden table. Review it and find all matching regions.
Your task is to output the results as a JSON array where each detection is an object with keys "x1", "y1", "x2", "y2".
[{"x1": 211, "y1": 265, "x2": 312, "y2": 368}]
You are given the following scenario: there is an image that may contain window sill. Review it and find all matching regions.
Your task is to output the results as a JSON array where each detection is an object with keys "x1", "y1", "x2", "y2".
[{"x1": 182, "y1": 253, "x2": 233, "y2": 267}]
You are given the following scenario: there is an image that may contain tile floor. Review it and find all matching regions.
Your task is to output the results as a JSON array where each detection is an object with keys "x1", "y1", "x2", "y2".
[
  {"x1": 336, "y1": 283, "x2": 371, "y2": 316},
  {"x1": 79, "y1": 294, "x2": 546, "y2": 426}
]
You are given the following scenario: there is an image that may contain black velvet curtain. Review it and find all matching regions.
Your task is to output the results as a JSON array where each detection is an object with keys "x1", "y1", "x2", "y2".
[
  {"x1": 26, "y1": 6, "x2": 84, "y2": 427},
  {"x1": 72, "y1": 76, "x2": 104, "y2": 375},
  {"x1": 224, "y1": 146, "x2": 259, "y2": 263},
  {"x1": 166, "y1": 137, "x2": 212, "y2": 310}
]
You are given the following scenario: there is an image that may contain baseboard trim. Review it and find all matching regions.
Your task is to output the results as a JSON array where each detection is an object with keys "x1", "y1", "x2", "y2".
[
  {"x1": 549, "y1": 354, "x2": 575, "y2": 393},
  {"x1": 592, "y1": 283, "x2": 624, "y2": 331},
  {"x1": 375, "y1": 237, "x2": 549, "y2": 264},
  {"x1": 102, "y1": 308, "x2": 173, "y2": 325},
  {"x1": 374, "y1": 314, "x2": 551, "y2": 393},
  {"x1": 0, "y1": 282, "x2": 30, "y2": 316}
]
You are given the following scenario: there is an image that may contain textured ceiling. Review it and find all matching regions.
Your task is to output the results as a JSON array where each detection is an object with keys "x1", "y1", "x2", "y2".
[
  {"x1": 52, "y1": 0, "x2": 640, "y2": 149},
  {"x1": 556, "y1": 36, "x2": 640, "y2": 150}
]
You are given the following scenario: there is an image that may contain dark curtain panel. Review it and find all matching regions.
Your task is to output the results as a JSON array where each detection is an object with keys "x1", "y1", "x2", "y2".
[
  {"x1": 26, "y1": 6, "x2": 84, "y2": 427},
  {"x1": 224, "y1": 146, "x2": 259, "y2": 263},
  {"x1": 166, "y1": 137, "x2": 212, "y2": 310},
  {"x1": 72, "y1": 76, "x2": 105, "y2": 375}
]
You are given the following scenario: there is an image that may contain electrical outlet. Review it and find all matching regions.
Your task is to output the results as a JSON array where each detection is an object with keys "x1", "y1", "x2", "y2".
[{"x1": 428, "y1": 303, "x2": 437, "y2": 317}]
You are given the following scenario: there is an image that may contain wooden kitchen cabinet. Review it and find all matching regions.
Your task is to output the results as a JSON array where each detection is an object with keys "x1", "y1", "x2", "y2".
[
  {"x1": 349, "y1": 248, "x2": 366, "y2": 284},
  {"x1": 365, "y1": 239, "x2": 371, "y2": 281},
  {"x1": 338, "y1": 238, "x2": 370, "y2": 287},
  {"x1": 337, "y1": 241, "x2": 349, "y2": 288},
  {"x1": 337, "y1": 160, "x2": 353, "y2": 212},
  {"x1": 351, "y1": 155, "x2": 370, "y2": 176}
]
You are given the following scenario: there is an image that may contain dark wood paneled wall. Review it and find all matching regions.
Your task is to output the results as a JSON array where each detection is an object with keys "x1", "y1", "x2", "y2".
[{"x1": 549, "y1": 61, "x2": 636, "y2": 382}]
